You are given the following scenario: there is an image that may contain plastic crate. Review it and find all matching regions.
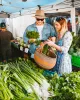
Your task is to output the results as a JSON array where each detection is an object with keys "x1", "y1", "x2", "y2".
[{"x1": 71, "y1": 55, "x2": 80, "y2": 67}]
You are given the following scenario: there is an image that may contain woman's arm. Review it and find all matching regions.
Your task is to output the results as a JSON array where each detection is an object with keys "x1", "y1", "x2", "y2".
[
  {"x1": 45, "y1": 40, "x2": 62, "y2": 52},
  {"x1": 45, "y1": 32, "x2": 73, "y2": 53}
]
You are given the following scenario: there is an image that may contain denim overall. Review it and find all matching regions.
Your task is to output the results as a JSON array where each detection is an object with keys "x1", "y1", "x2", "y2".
[
  {"x1": 43, "y1": 38, "x2": 63, "y2": 76},
  {"x1": 53, "y1": 38, "x2": 63, "y2": 74}
]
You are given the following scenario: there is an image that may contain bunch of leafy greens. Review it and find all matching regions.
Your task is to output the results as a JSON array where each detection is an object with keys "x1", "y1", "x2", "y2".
[
  {"x1": 42, "y1": 44, "x2": 50, "y2": 55},
  {"x1": 70, "y1": 34, "x2": 80, "y2": 52},
  {"x1": 48, "y1": 72, "x2": 80, "y2": 100},
  {"x1": 42, "y1": 44, "x2": 56, "y2": 58},
  {"x1": 26, "y1": 31, "x2": 39, "y2": 39}
]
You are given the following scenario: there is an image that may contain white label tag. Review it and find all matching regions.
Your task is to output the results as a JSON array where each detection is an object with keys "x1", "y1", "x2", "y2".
[
  {"x1": 20, "y1": 46, "x2": 23, "y2": 51},
  {"x1": 24, "y1": 48, "x2": 29, "y2": 53}
]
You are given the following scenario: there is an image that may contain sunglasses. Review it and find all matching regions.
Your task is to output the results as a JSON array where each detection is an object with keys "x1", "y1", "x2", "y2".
[
  {"x1": 56, "y1": 17, "x2": 64, "y2": 21},
  {"x1": 36, "y1": 18, "x2": 44, "y2": 21}
]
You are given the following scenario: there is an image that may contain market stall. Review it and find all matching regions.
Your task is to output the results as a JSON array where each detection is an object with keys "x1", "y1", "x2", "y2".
[
  {"x1": 0, "y1": 0, "x2": 80, "y2": 100},
  {"x1": 69, "y1": 33, "x2": 80, "y2": 71},
  {"x1": 11, "y1": 37, "x2": 30, "y2": 59}
]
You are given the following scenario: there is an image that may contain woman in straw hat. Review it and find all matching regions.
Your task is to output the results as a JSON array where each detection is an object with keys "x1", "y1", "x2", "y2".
[{"x1": 23, "y1": 9, "x2": 56, "y2": 58}]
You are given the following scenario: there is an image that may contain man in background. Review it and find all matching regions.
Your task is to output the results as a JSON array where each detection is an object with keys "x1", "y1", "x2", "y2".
[
  {"x1": 67, "y1": 20, "x2": 72, "y2": 32},
  {"x1": 0, "y1": 22, "x2": 14, "y2": 62}
]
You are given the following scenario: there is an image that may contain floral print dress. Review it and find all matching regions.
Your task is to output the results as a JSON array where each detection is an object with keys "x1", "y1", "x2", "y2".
[{"x1": 54, "y1": 31, "x2": 73, "y2": 74}]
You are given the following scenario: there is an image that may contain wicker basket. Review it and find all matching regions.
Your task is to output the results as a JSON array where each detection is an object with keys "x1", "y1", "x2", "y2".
[{"x1": 34, "y1": 51, "x2": 56, "y2": 69}]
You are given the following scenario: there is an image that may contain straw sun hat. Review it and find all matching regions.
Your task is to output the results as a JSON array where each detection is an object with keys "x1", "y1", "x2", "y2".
[{"x1": 34, "y1": 10, "x2": 46, "y2": 19}]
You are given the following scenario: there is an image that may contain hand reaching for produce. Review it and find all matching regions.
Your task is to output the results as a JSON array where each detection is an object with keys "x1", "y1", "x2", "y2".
[
  {"x1": 28, "y1": 38, "x2": 36, "y2": 43},
  {"x1": 40, "y1": 42, "x2": 45, "y2": 47},
  {"x1": 44, "y1": 40, "x2": 55, "y2": 47},
  {"x1": 36, "y1": 47, "x2": 43, "y2": 53},
  {"x1": 36, "y1": 42, "x2": 45, "y2": 53}
]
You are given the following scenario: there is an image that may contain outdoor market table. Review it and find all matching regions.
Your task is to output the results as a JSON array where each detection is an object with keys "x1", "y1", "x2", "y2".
[{"x1": 11, "y1": 42, "x2": 29, "y2": 59}]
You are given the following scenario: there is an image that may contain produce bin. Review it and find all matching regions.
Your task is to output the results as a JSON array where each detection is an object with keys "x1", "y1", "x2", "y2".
[{"x1": 71, "y1": 55, "x2": 80, "y2": 67}]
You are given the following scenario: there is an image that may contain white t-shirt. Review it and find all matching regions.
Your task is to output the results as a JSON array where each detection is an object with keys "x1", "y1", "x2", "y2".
[{"x1": 36, "y1": 25, "x2": 44, "y2": 40}]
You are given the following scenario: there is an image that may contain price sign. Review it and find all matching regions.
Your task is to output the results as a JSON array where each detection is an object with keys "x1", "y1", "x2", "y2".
[
  {"x1": 24, "y1": 48, "x2": 29, "y2": 53},
  {"x1": 20, "y1": 46, "x2": 23, "y2": 51}
]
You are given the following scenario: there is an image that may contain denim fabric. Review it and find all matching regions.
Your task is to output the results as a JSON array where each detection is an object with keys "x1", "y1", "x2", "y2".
[
  {"x1": 53, "y1": 39, "x2": 63, "y2": 73},
  {"x1": 43, "y1": 39, "x2": 63, "y2": 76},
  {"x1": 23, "y1": 23, "x2": 56, "y2": 54},
  {"x1": 53, "y1": 32, "x2": 72, "y2": 74}
]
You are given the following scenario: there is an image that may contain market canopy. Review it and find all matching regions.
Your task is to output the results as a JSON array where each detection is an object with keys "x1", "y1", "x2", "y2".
[{"x1": 0, "y1": 0, "x2": 64, "y2": 18}]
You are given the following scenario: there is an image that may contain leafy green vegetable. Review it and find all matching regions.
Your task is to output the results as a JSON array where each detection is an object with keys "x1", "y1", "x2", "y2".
[
  {"x1": 0, "y1": 59, "x2": 50, "y2": 100},
  {"x1": 70, "y1": 34, "x2": 80, "y2": 53},
  {"x1": 48, "y1": 72, "x2": 80, "y2": 100},
  {"x1": 42, "y1": 44, "x2": 50, "y2": 55},
  {"x1": 26, "y1": 31, "x2": 39, "y2": 39},
  {"x1": 0, "y1": 65, "x2": 13, "y2": 100},
  {"x1": 42, "y1": 44, "x2": 56, "y2": 58}
]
